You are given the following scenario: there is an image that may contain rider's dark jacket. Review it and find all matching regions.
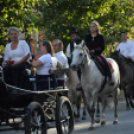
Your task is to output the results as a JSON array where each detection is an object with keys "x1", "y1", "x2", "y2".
[
  {"x1": 85, "y1": 33, "x2": 112, "y2": 78},
  {"x1": 85, "y1": 34, "x2": 105, "y2": 55}
]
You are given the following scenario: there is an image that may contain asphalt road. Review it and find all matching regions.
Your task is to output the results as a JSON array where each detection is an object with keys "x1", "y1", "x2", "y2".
[{"x1": 0, "y1": 100, "x2": 134, "y2": 134}]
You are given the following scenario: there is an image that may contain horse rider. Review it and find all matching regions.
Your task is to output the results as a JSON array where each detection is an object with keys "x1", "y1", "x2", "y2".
[
  {"x1": 116, "y1": 31, "x2": 134, "y2": 62},
  {"x1": 52, "y1": 39, "x2": 69, "y2": 86},
  {"x1": 66, "y1": 27, "x2": 83, "y2": 65},
  {"x1": 66, "y1": 26, "x2": 83, "y2": 90},
  {"x1": 85, "y1": 21, "x2": 114, "y2": 85}
]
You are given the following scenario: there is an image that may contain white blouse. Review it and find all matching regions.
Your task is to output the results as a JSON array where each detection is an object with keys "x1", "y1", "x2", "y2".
[
  {"x1": 4, "y1": 40, "x2": 31, "y2": 63},
  {"x1": 37, "y1": 53, "x2": 57, "y2": 75}
]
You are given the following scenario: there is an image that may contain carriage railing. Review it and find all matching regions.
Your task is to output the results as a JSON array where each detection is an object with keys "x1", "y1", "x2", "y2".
[{"x1": 0, "y1": 66, "x2": 69, "y2": 96}]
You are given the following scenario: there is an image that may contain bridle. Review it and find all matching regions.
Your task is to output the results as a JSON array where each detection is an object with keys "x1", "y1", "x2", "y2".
[{"x1": 73, "y1": 48, "x2": 85, "y2": 68}]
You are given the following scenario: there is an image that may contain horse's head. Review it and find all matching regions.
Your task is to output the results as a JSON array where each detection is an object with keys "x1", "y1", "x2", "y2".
[
  {"x1": 111, "y1": 49, "x2": 128, "y2": 68},
  {"x1": 70, "y1": 41, "x2": 89, "y2": 70},
  {"x1": 111, "y1": 50, "x2": 121, "y2": 64}
]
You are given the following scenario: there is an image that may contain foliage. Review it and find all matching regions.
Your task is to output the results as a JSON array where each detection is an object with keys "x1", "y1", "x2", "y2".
[
  {"x1": 0, "y1": 0, "x2": 39, "y2": 47},
  {"x1": 37, "y1": 0, "x2": 134, "y2": 54}
]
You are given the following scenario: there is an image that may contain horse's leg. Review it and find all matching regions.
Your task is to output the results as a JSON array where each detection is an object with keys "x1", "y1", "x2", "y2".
[
  {"x1": 81, "y1": 91, "x2": 87, "y2": 120},
  {"x1": 127, "y1": 84, "x2": 134, "y2": 108},
  {"x1": 123, "y1": 87, "x2": 130, "y2": 110},
  {"x1": 67, "y1": 90, "x2": 77, "y2": 118},
  {"x1": 94, "y1": 97, "x2": 101, "y2": 123},
  {"x1": 113, "y1": 87, "x2": 120, "y2": 124},
  {"x1": 75, "y1": 92, "x2": 81, "y2": 121},
  {"x1": 96, "y1": 97, "x2": 100, "y2": 117},
  {"x1": 100, "y1": 95, "x2": 107, "y2": 126},
  {"x1": 86, "y1": 95, "x2": 97, "y2": 130}
]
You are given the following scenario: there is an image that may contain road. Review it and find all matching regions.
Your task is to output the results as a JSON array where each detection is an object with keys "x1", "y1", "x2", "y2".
[{"x1": 0, "y1": 100, "x2": 134, "y2": 134}]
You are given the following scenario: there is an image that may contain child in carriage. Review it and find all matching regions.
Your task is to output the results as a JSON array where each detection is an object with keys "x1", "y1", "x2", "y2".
[{"x1": 30, "y1": 40, "x2": 63, "y2": 90}]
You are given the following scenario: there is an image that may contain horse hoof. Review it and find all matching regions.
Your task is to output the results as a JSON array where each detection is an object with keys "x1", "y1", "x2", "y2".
[
  {"x1": 89, "y1": 127, "x2": 94, "y2": 130},
  {"x1": 82, "y1": 116, "x2": 86, "y2": 120},
  {"x1": 101, "y1": 121, "x2": 106, "y2": 126},
  {"x1": 95, "y1": 118, "x2": 100, "y2": 123},
  {"x1": 113, "y1": 121, "x2": 118, "y2": 124}
]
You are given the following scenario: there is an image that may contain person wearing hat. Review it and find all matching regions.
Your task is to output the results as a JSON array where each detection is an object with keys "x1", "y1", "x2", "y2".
[
  {"x1": 66, "y1": 27, "x2": 83, "y2": 91},
  {"x1": 66, "y1": 27, "x2": 83, "y2": 65},
  {"x1": 116, "y1": 31, "x2": 134, "y2": 61},
  {"x1": 85, "y1": 21, "x2": 114, "y2": 85}
]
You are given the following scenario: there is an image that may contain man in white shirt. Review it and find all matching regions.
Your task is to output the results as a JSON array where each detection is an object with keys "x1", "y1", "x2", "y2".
[
  {"x1": 66, "y1": 27, "x2": 83, "y2": 65},
  {"x1": 52, "y1": 39, "x2": 69, "y2": 86},
  {"x1": 66, "y1": 27, "x2": 83, "y2": 91},
  {"x1": 116, "y1": 31, "x2": 134, "y2": 61},
  {"x1": 52, "y1": 39, "x2": 69, "y2": 69}
]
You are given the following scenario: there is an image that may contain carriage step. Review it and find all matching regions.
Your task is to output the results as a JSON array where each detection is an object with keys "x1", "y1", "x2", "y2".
[{"x1": 10, "y1": 108, "x2": 24, "y2": 112}]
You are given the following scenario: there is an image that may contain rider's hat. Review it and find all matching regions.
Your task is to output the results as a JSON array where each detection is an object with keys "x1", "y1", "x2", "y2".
[{"x1": 69, "y1": 27, "x2": 79, "y2": 35}]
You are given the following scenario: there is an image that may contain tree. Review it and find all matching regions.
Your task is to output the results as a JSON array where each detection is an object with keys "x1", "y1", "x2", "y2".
[
  {"x1": 0, "y1": 0, "x2": 39, "y2": 48},
  {"x1": 38, "y1": 0, "x2": 134, "y2": 54}
]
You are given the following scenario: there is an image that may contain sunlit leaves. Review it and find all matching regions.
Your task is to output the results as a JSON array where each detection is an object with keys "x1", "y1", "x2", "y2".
[
  {"x1": 0, "y1": 0, "x2": 39, "y2": 46},
  {"x1": 37, "y1": 0, "x2": 134, "y2": 54}
]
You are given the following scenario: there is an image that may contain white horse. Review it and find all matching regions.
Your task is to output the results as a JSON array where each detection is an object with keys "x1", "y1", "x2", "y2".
[
  {"x1": 70, "y1": 42, "x2": 120, "y2": 129},
  {"x1": 66, "y1": 68, "x2": 87, "y2": 120}
]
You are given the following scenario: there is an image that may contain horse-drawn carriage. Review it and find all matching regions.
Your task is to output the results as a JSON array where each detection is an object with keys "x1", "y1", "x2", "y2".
[{"x1": 0, "y1": 64, "x2": 74, "y2": 134}]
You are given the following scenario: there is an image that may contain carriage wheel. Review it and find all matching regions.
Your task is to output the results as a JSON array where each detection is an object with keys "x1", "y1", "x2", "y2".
[
  {"x1": 25, "y1": 102, "x2": 47, "y2": 134},
  {"x1": 56, "y1": 96, "x2": 74, "y2": 134}
]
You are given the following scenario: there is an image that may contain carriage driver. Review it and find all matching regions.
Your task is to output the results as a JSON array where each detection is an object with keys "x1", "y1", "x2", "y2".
[{"x1": 116, "y1": 31, "x2": 134, "y2": 62}]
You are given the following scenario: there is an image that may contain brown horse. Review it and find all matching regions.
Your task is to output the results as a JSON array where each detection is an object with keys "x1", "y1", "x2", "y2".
[{"x1": 111, "y1": 50, "x2": 134, "y2": 109}]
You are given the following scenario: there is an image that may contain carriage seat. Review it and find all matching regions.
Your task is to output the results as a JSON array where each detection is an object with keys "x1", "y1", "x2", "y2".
[
  {"x1": 21, "y1": 68, "x2": 57, "y2": 91},
  {"x1": 23, "y1": 68, "x2": 68, "y2": 90}
]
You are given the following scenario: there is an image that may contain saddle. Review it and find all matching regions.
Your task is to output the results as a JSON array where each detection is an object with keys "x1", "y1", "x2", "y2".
[{"x1": 92, "y1": 56, "x2": 113, "y2": 76}]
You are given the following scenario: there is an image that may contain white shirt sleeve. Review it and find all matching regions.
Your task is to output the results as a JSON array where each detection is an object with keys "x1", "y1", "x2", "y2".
[
  {"x1": 66, "y1": 43, "x2": 71, "y2": 58},
  {"x1": 38, "y1": 55, "x2": 49, "y2": 64},
  {"x1": 128, "y1": 41, "x2": 134, "y2": 59},
  {"x1": 64, "y1": 57, "x2": 69, "y2": 68},
  {"x1": 60, "y1": 57, "x2": 69, "y2": 68}
]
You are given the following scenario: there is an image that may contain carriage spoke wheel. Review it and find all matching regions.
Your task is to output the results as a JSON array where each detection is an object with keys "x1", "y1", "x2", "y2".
[
  {"x1": 56, "y1": 96, "x2": 74, "y2": 134},
  {"x1": 25, "y1": 102, "x2": 47, "y2": 134}
]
